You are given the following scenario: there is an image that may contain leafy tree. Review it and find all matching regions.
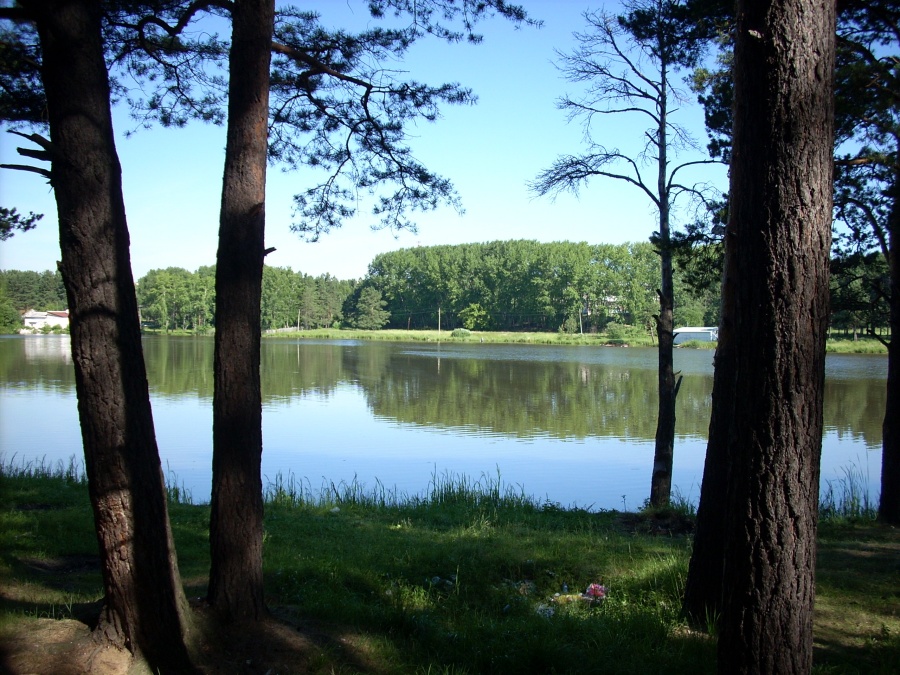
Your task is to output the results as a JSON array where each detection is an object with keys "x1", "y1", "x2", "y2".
[
  {"x1": 0, "y1": 281, "x2": 21, "y2": 333},
  {"x1": 0, "y1": 205, "x2": 41, "y2": 240},
  {"x1": 830, "y1": 251, "x2": 890, "y2": 339},
  {"x1": 696, "y1": 0, "x2": 836, "y2": 670},
  {"x1": 136, "y1": 267, "x2": 197, "y2": 331},
  {"x1": 0, "y1": 1, "x2": 196, "y2": 669},
  {"x1": 317, "y1": 273, "x2": 354, "y2": 327},
  {"x1": 188, "y1": 265, "x2": 215, "y2": 330},
  {"x1": 351, "y1": 285, "x2": 391, "y2": 329},
  {"x1": 458, "y1": 302, "x2": 490, "y2": 330},
  {"x1": 363, "y1": 240, "x2": 675, "y2": 332},
  {"x1": 0, "y1": 268, "x2": 66, "y2": 310},
  {"x1": 134, "y1": 264, "x2": 353, "y2": 331},
  {"x1": 262, "y1": 265, "x2": 301, "y2": 330},
  {"x1": 530, "y1": 0, "x2": 720, "y2": 506}
]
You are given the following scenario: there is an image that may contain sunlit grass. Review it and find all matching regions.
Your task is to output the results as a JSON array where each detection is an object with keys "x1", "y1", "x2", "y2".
[
  {"x1": 2, "y1": 460, "x2": 897, "y2": 673},
  {"x1": 265, "y1": 327, "x2": 659, "y2": 347},
  {"x1": 265, "y1": 328, "x2": 892, "y2": 354},
  {"x1": 826, "y1": 338, "x2": 889, "y2": 354}
]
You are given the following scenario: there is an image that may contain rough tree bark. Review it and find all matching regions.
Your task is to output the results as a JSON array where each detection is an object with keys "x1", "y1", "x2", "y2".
[
  {"x1": 716, "y1": 0, "x2": 835, "y2": 672},
  {"x1": 31, "y1": 0, "x2": 195, "y2": 668},
  {"x1": 208, "y1": 0, "x2": 275, "y2": 622}
]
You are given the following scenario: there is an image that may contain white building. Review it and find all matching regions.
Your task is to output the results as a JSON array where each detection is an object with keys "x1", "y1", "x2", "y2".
[
  {"x1": 673, "y1": 326, "x2": 718, "y2": 345},
  {"x1": 20, "y1": 309, "x2": 70, "y2": 332}
]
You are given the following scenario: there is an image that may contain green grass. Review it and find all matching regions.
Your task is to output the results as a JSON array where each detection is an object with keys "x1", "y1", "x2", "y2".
[
  {"x1": 825, "y1": 338, "x2": 889, "y2": 354},
  {"x1": 1, "y1": 461, "x2": 897, "y2": 674},
  {"x1": 266, "y1": 327, "x2": 659, "y2": 347},
  {"x1": 263, "y1": 328, "x2": 891, "y2": 353},
  {"x1": 675, "y1": 339, "x2": 718, "y2": 350},
  {"x1": 819, "y1": 461, "x2": 878, "y2": 524}
]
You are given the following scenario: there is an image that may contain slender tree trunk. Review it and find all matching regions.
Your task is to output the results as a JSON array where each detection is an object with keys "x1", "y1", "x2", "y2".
[
  {"x1": 651, "y1": 231, "x2": 677, "y2": 507},
  {"x1": 650, "y1": 57, "x2": 677, "y2": 508},
  {"x1": 209, "y1": 0, "x2": 275, "y2": 623},
  {"x1": 717, "y1": 1, "x2": 835, "y2": 672},
  {"x1": 880, "y1": 154, "x2": 899, "y2": 524},
  {"x1": 34, "y1": 0, "x2": 194, "y2": 669}
]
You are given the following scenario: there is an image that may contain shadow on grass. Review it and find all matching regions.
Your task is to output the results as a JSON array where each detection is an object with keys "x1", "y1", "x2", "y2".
[{"x1": 814, "y1": 523, "x2": 900, "y2": 675}]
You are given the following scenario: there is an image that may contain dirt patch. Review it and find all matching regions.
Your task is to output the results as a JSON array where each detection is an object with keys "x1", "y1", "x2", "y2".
[
  {"x1": 0, "y1": 603, "x2": 374, "y2": 675},
  {"x1": 0, "y1": 619, "x2": 137, "y2": 675}
]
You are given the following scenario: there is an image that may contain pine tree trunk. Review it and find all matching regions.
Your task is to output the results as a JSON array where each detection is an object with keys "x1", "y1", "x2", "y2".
[
  {"x1": 681, "y1": 239, "x2": 738, "y2": 625},
  {"x1": 879, "y1": 156, "x2": 899, "y2": 524},
  {"x1": 208, "y1": 0, "x2": 274, "y2": 622},
  {"x1": 35, "y1": 0, "x2": 194, "y2": 669},
  {"x1": 717, "y1": 1, "x2": 835, "y2": 672}
]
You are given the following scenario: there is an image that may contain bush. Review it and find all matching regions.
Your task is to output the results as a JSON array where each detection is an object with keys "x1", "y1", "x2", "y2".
[
  {"x1": 450, "y1": 328, "x2": 471, "y2": 338},
  {"x1": 558, "y1": 315, "x2": 581, "y2": 334},
  {"x1": 458, "y1": 303, "x2": 490, "y2": 330},
  {"x1": 604, "y1": 322, "x2": 632, "y2": 340}
]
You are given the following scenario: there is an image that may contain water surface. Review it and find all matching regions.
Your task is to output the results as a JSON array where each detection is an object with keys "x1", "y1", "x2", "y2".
[{"x1": 0, "y1": 335, "x2": 885, "y2": 509}]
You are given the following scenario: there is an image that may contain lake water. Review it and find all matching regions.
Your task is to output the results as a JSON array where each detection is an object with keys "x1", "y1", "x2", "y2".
[{"x1": 0, "y1": 335, "x2": 886, "y2": 510}]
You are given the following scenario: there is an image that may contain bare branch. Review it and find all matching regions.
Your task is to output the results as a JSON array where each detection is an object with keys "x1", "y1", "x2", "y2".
[
  {"x1": 7, "y1": 129, "x2": 52, "y2": 151},
  {"x1": 530, "y1": 152, "x2": 658, "y2": 206},
  {"x1": 1, "y1": 131, "x2": 53, "y2": 180},
  {"x1": 0, "y1": 163, "x2": 51, "y2": 179},
  {"x1": 667, "y1": 159, "x2": 722, "y2": 189}
]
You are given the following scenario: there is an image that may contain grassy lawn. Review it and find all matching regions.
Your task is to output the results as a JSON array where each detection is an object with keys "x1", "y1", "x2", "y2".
[
  {"x1": 263, "y1": 327, "x2": 657, "y2": 347},
  {"x1": 261, "y1": 328, "x2": 888, "y2": 353},
  {"x1": 141, "y1": 325, "x2": 891, "y2": 353},
  {"x1": 1, "y1": 461, "x2": 897, "y2": 673}
]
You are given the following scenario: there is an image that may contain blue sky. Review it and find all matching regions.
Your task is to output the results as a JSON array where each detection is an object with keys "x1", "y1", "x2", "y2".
[{"x1": 0, "y1": 1, "x2": 726, "y2": 282}]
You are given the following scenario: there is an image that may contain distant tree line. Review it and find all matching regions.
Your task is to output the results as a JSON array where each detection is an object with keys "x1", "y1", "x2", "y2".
[
  {"x1": 360, "y1": 240, "x2": 720, "y2": 332},
  {"x1": 0, "y1": 269, "x2": 67, "y2": 310},
  {"x1": 133, "y1": 265, "x2": 356, "y2": 332},
  {"x1": 1, "y1": 239, "x2": 889, "y2": 336}
]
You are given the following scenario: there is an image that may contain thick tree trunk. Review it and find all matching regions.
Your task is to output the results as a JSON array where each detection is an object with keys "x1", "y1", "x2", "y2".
[
  {"x1": 208, "y1": 0, "x2": 274, "y2": 622},
  {"x1": 879, "y1": 160, "x2": 899, "y2": 524},
  {"x1": 34, "y1": 0, "x2": 195, "y2": 669},
  {"x1": 717, "y1": 1, "x2": 835, "y2": 673},
  {"x1": 681, "y1": 237, "x2": 738, "y2": 625}
]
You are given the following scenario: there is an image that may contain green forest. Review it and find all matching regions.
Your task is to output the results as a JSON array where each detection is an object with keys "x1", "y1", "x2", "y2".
[{"x1": 0, "y1": 238, "x2": 888, "y2": 337}]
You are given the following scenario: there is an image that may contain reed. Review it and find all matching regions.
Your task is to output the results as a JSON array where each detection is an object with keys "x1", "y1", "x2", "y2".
[{"x1": 819, "y1": 460, "x2": 878, "y2": 522}]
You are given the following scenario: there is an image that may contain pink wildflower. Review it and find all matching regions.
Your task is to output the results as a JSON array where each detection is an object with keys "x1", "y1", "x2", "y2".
[{"x1": 584, "y1": 583, "x2": 607, "y2": 599}]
